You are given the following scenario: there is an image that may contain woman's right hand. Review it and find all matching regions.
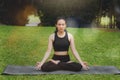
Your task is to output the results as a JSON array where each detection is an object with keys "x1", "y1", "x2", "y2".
[{"x1": 35, "y1": 62, "x2": 42, "y2": 70}]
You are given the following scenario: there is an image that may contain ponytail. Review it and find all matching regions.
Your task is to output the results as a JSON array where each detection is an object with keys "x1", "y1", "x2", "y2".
[{"x1": 54, "y1": 27, "x2": 58, "y2": 33}]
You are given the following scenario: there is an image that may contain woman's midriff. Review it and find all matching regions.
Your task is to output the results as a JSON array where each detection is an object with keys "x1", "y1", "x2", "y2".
[{"x1": 54, "y1": 51, "x2": 68, "y2": 55}]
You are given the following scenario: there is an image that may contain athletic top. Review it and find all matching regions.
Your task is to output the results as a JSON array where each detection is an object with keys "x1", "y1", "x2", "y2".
[{"x1": 53, "y1": 31, "x2": 70, "y2": 51}]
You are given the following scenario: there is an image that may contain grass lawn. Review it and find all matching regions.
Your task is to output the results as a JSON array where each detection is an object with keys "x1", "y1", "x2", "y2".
[{"x1": 0, "y1": 26, "x2": 120, "y2": 80}]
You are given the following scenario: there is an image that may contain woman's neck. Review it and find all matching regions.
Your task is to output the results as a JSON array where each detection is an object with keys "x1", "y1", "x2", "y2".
[{"x1": 57, "y1": 31, "x2": 65, "y2": 38}]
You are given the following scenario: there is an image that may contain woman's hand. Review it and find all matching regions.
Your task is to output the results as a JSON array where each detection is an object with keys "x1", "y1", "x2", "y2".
[
  {"x1": 82, "y1": 62, "x2": 89, "y2": 70},
  {"x1": 35, "y1": 62, "x2": 42, "y2": 70}
]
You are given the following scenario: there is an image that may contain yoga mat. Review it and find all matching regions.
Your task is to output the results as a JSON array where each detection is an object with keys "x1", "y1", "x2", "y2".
[{"x1": 2, "y1": 65, "x2": 120, "y2": 75}]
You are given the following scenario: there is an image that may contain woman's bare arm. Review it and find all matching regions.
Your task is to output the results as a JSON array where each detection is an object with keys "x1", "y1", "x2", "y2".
[
  {"x1": 36, "y1": 34, "x2": 54, "y2": 69},
  {"x1": 69, "y1": 33, "x2": 89, "y2": 70}
]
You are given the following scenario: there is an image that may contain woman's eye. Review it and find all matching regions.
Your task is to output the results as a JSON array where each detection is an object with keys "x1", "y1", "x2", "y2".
[{"x1": 58, "y1": 24, "x2": 64, "y2": 26}]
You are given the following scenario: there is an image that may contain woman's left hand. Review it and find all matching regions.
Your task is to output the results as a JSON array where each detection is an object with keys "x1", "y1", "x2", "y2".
[{"x1": 82, "y1": 62, "x2": 89, "y2": 70}]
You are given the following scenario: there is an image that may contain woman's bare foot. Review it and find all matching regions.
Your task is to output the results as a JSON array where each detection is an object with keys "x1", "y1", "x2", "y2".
[
  {"x1": 67, "y1": 61, "x2": 73, "y2": 63},
  {"x1": 49, "y1": 59, "x2": 60, "y2": 64}
]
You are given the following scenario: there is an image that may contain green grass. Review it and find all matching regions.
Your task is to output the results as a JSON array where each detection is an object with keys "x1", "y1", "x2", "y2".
[{"x1": 0, "y1": 26, "x2": 120, "y2": 80}]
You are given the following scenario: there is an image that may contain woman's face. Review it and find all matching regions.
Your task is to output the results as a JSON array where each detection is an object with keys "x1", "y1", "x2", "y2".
[{"x1": 56, "y1": 19, "x2": 66, "y2": 32}]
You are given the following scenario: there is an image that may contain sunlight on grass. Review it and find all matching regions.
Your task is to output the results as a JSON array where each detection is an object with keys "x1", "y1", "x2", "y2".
[
  {"x1": 0, "y1": 26, "x2": 120, "y2": 80},
  {"x1": 81, "y1": 28, "x2": 101, "y2": 43}
]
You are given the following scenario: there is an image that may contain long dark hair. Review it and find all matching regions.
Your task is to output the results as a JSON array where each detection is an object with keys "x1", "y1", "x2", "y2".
[{"x1": 55, "y1": 17, "x2": 67, "y2": 33}]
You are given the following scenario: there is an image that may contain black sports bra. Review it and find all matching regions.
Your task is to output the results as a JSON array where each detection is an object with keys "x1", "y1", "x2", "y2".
[{"x1": 53, "y1": 31, "x2": 70, "y2": 51}]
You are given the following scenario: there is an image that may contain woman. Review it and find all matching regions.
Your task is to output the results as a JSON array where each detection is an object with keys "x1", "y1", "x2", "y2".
[{"x1": 36, "y1": 18, "x2": 89, "y2": 72}]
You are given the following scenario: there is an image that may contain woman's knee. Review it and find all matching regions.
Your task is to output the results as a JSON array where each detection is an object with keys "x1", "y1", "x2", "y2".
[
  {"x1": 41, "y1": 62, "x2": 52, "y2": 72},
  {"x1": 68, "y1": 62, "x2": 82, "y2": 71},
  {"x1": 41, "y1": 64, "x2": 49, "y2": 71},
  {"x1": 74, "y1": 65, "x2": 82, "y2": 71}
]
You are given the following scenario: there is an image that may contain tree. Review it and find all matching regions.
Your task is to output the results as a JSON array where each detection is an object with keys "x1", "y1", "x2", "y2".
[{"x1": 36, "y1": 0, "x2": 99, "y2": 27}]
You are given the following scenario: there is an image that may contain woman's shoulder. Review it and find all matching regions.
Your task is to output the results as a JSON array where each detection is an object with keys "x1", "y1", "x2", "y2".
[
  {"x1": 50, "y1": 33, "x2": 55, "y2": 37},
  {"x1": 49, "y1": 33, "x2": 55, "y2": 40},
  {"x1": 67, "y1": 32, "x2": 74, "y2": 41},
  {"x1": 67, "y1": 32, "x2": 73, "y2": 37}
]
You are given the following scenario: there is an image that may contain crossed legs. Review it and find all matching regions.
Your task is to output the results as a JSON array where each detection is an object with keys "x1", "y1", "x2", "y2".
[{"x1": 41, "y1": 61, "x2": 82, "y2": 72}]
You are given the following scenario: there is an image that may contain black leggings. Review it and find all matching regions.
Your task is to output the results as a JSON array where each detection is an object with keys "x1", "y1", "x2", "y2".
[{"x1": 41, "y1": 55, "x2": 82, "y2": 72}]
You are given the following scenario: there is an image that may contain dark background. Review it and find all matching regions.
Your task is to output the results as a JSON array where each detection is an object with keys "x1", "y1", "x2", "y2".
[{"x1": 0, "y1": 0, "x2": 120, "y2": 28}]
